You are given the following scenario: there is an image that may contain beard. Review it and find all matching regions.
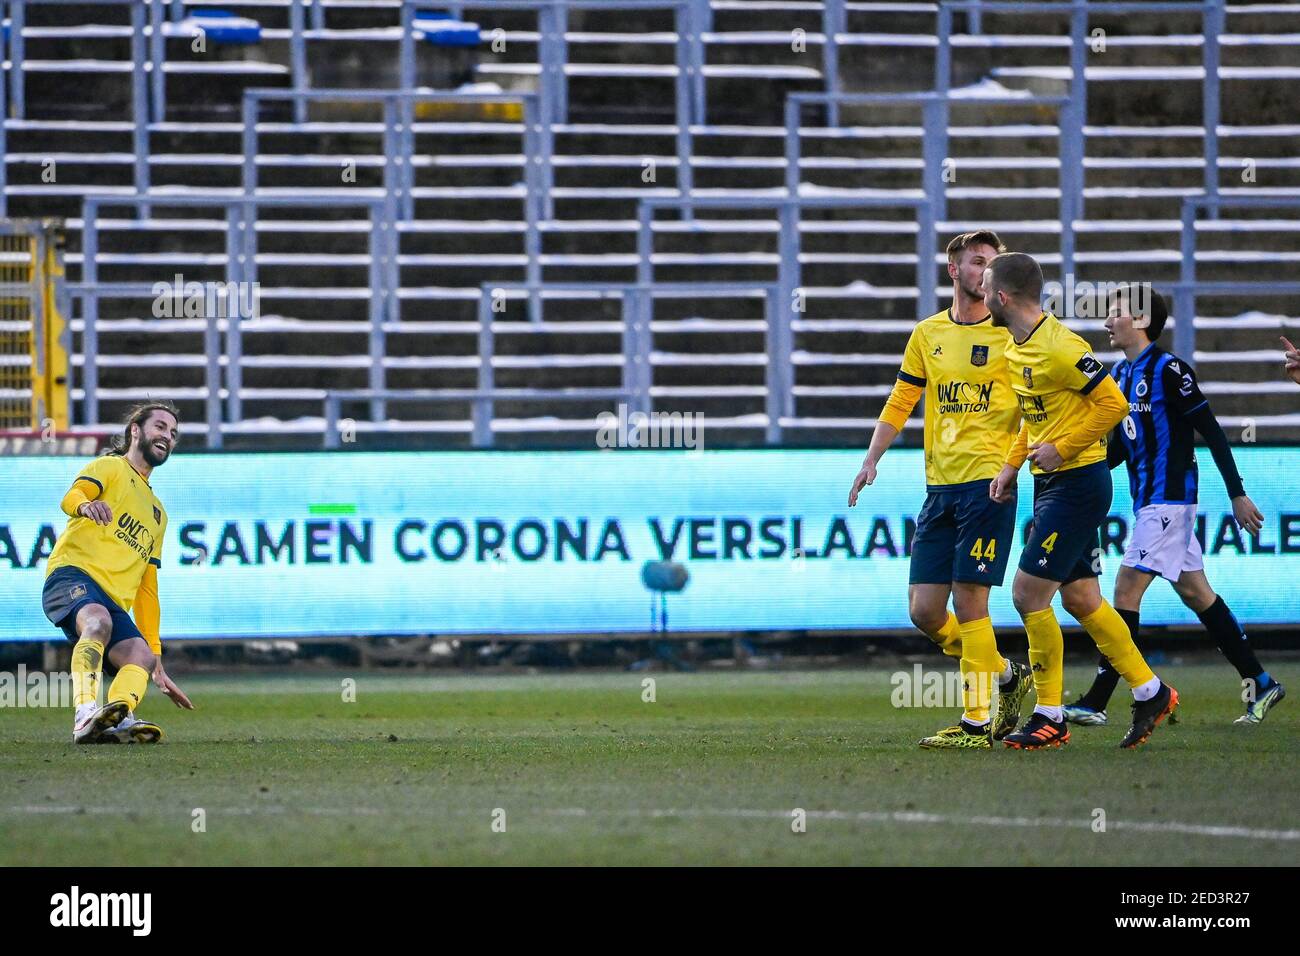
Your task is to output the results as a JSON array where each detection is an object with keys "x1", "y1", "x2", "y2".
[
  {"x1": 140, "y1": 441, "x2": 170, "y2": 468},
  {"x1": 988, "y1": 303, "x2": 1008, "y2": 327}
]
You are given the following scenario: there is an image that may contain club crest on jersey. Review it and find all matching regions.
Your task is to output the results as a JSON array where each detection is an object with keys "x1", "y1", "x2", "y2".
[
  {"x1": 1022, "y1": 367, "x2": 1034, "y2": 389},
  {"x1": 970, "y1": 344, "x2": 989, "y2": 367},
  {"x1": 1136, "y1": 378, "x2": 1148, "y2": 397}
]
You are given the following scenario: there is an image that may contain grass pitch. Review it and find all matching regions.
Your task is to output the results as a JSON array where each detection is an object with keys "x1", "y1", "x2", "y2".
[{"x1": 2, "y1": 661, "x2": 1296, "y2": 866}]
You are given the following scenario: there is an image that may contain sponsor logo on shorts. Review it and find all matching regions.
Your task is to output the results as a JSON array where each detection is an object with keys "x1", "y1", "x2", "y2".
[{"x1": 69, "y1": 584, "x2": 87, "y2": 600}]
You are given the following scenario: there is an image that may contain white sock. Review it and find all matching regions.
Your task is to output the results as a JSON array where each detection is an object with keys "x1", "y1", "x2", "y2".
[
  {"x1": 962, "y1": 716, "x2": 990, "y2": 729},
  {"x1": 1132, "y1": 677, "x2": 1162, "y2": 702},
  {"x1": 1034, "y1": 704, "x2": 1064, "y2": 722},
  {"x1": 998, "y1": 661, "x2": 1013, "y2": 685}
]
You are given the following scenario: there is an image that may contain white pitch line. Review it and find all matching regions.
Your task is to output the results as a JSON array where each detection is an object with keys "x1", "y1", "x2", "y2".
[
  {"x1": 8, "y1": 804, "x2": 1294, "y2": 842},
  {"x1": 547, "y1": 807, "x2": 1300, "y2": 841}
]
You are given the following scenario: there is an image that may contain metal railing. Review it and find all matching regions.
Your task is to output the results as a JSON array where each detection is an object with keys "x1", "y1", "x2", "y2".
[
  {"x1": 75, "y1": 192, "x2": 394, "y2": 446},
  {"x1": 397, "y1": 0, "x2": 700, "y2": 207},
  {"x1": 1174, "y1": 195, "x2": 1300, "y2": 361},
  {"x1": 1, "y1": 0, "x2": 153, "y2": 216},
  {"x1": 321, "y1": 386, "x2": 636, "y2": 449},
  {"x1": 636, "y1": 192, "x2": 938, "y2": 314},
  {"x1": 784, "y1": 90, "x2": 1072, "y2": 272},
  {"x1": 320, "y1": 279, "x2": 782, "y2": 448},
  {"x1": 635, "y1": 195, "x2": 935, "y2": 439},
  {"x1": 934, "y1": 1, "x2": 1228, "y2": 225},
  {"x1": 424, "y1": 0, "x2": 709, "y2": 124},
  {"x1": 240, "y1": 86, "x2": 550, "y2": 293}
]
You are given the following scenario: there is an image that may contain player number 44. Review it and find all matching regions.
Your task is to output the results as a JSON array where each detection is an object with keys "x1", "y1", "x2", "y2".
[{"x1": 968, "y1": 538, "x2": 997, "y2": 560}]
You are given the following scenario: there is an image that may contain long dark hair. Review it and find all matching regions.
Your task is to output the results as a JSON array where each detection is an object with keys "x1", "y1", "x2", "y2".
[{"x1": 107, "y1": 400, "x2": 181, "y2": 456}]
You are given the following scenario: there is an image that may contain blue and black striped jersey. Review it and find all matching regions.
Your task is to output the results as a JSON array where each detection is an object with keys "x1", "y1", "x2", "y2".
[{"x1": 1110, "y1": 344, "x2": 1209, "y2": 510}]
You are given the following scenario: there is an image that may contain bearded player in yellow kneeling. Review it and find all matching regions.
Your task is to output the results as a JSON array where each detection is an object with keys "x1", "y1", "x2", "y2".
[{"x1": 42, "y1": 401, "x2": 194, "y2": 743}]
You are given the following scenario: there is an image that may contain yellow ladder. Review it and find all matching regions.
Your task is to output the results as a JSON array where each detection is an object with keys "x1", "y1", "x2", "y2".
[{"x1": 0, "y1": 220, "x2": 68, "y2": 432}]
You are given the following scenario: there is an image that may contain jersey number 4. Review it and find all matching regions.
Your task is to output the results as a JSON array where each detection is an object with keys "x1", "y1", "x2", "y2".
[
  {"x1": 968, "y1": 538, "x2": 997, "y2": 560},
  {"x1": 1040, "y1": 531, "x2": 1058, "y2": 553}
]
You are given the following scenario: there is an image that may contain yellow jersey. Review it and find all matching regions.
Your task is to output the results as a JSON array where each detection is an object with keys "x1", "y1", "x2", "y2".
[
  {"x1": 46, "y1": 455, "x2": 168, "y2": 612},
  {"x1": 879, "y1": 308, "x2": 1022, "y2": 487},
  {"x1": 1004, "y1": 312, "x2": 1111, "y2": 475}
]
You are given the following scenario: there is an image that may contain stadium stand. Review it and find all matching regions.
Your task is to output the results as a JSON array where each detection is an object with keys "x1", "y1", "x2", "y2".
[{"x1": 0, "y1": 0, "x2": 1296, "y2": 448}]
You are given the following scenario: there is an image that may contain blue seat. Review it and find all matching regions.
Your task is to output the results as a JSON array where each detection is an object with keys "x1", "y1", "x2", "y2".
[
  {"x1": 182, "y1": 9, "x2": 262, "y2": 45},
  {"x1": 413, "y1": 11, "x2": 480, "y2": 48}
]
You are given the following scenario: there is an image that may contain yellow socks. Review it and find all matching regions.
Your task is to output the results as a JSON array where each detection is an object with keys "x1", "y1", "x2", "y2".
[
  {"x1": 107, "y1": 664, "x2": 149, "y2": 713},
  {"x1": 1023, "y1": 607, "x2": 1064, "y2": 707},
  {"x1": 1079, "y1": 600, "x2": 1156, "y2": 689},
  {"x1": 70, "y1": 638, "x2": 105, "y2": 708},
  {"x1": 958, "y1": 616, "x2": 1001, "y2": 724},
  {"x1": 930, "y1": 611, "x2": 963, "y2": 659}
]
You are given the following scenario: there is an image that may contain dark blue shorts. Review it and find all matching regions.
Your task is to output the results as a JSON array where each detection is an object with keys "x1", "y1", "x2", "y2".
[
  {"x1": 1018, "y1": 460, "x2": 1110, "y2": 583},
  {"x1": 910, "y1": 478, "x2": 1017, "y2": 587},
  {"x1": 41, "y1": 566, "x2": 144, "y2": 649}
]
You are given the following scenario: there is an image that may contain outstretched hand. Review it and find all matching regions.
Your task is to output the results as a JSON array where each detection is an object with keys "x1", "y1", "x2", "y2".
[{"x1": 153, "y1": 662, "x2": 194, "y2": 710}]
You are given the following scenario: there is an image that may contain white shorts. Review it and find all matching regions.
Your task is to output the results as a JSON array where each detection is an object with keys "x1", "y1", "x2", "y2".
[{"x1": 1122, "y1": 503, "x2": 1204, "y2": 583}]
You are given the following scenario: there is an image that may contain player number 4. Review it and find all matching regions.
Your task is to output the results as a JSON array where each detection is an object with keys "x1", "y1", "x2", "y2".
[
  {"x1": 968, "y1": 538, "x2": 997, "y2": 560},
  {"x1": 1040, "y1": 531, "x2": 1058, "y2": 554}
]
